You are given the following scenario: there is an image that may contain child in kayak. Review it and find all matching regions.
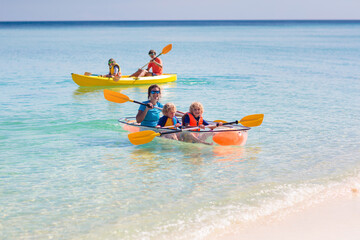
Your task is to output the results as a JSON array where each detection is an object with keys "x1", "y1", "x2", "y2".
[
  {"x1": 182, "y1": 102, "x2": 209, "y2": 130},
  {"x1": 181, "y1": 102, "x2": 222, "y2": 144},
  {"x1": 100, "y1": 58, "x2": 121, "y2": 80},
  {"x1": 156, "y1": 103, "x2": 181, "y2": 140},
  {"x1": 156, "y1": 103, "x2": 181, "y2": 129}
]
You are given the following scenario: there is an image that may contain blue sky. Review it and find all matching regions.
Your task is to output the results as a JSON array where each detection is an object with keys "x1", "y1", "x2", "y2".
[{"x1": 1, "y1": 0, "x2": 359, "y2": 21}]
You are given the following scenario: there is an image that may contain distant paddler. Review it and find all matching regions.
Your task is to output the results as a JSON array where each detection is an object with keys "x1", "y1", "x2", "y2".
[
  {"x1": 130, "y1": 44, "x2": 172, "y2": 78},
  {"x1": 130, "y1": 49, "x2": 163, "y2": 78}
]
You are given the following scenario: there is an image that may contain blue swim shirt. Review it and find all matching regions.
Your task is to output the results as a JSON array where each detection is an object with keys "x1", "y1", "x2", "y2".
[{"x1": 138, "y1": 101, "x2": 164, "y2": 127}]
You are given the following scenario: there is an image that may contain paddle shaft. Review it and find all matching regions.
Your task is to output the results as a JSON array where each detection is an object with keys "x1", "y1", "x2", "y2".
[
  {"x1": 132, "y1": 99, "x2": 162, "y2": 110},
  {"x1": 140, "y1": 54, "x2": 161, "y2": 70},
  {"x1": 223, "y1": 121, "x2": 238, "y2": 125},
  {"x1": 139, "y1": 44, "x2": 171, "y2": 70},
  {"x1": 155, "y1": 127, "x2": 206, "y2": 137},
  {"x1": 132, "y1": 99, "x2": 185, "y2": 116},
  {"x1": 154, "y1": 125, "x2": 235, "y2": 139},
  {"x1": 157, "y1": 125, "x2": 215, "y2": 136},
  {"x1": 159, "y1": 129, "x2": 183, "y2": 136}
]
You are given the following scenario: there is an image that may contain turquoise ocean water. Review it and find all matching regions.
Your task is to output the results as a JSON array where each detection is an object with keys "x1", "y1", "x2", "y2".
[{"x1": 1, "y1": 20, "x2": 360, "y2": 239}]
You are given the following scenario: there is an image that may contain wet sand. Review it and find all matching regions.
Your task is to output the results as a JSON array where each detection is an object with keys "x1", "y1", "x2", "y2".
[{"x1": 209, "y1": 192, "x2": 360, "y2": 240}]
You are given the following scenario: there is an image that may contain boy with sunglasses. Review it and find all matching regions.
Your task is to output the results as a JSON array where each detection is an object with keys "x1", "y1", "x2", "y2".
[{"x1": 130, "y1": 50, "x2": 163, "y2": 77}]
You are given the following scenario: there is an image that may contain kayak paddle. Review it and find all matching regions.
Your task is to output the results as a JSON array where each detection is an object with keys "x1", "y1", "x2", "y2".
[
  {"x1": 104, "y1": 89, "x2": 161, "y2": 110},
  {"x1": 103, "y1": 89, "x2": 185, "y2": 114},
  {"x1": 214, "y1": 114, "x2": 264, "y2": 128},
  {"x1": 128, "y1": 124, "x2": 212, "y2": 145},
  {"x1": 140, "y1": 44, "x2": 172, "y2": 70},
  {"x1": 128, "y1": 129, "x2": 183, "y2": 145},
  {"x1": 127, "y1": 117, "x2": 254, "y2": 146}
]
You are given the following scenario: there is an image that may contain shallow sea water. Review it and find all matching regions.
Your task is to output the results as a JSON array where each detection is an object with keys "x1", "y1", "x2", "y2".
[{"x1": 0, "y1": 21, "x2": 360, "y2": 239}]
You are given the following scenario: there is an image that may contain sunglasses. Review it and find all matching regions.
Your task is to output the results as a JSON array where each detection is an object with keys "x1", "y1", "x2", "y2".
[
  {"x1": 150, "y1": 90, "x2": 160, "y2": 94},
  {"x1": 149, "y1": 53, "x2": 156, "y2": 55},
  {"x1": 108, "y1": 61, "x2": 113, "y2": 65}
]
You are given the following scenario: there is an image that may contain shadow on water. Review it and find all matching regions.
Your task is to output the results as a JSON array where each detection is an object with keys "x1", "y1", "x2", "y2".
[
  {"x1": 212, "y1": 145, "x2": 262, "y2": 168},
  {"x1": 72, "y1": 82, "x2": 178, "y2": 97},
  {"x1": 123, "y1": 139, "x2": 262, "y2": 172}
]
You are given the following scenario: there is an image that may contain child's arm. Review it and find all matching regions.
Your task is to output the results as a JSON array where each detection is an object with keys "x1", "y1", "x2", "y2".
[
  {"x1": 198, "y1": 119, "x2": 209, "y2": 129},
  {"x1": 175, "y1": 117, "x2": 181, "y2": 127}
]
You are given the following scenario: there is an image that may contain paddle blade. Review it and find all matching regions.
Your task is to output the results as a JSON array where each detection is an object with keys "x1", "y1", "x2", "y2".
[
  {"x1": 161, "y1": 44, "x2": 172, "y2": 55},
  {"x1": 239, "y1": 114, "x2": 264, "y2": 127},
  {"x1": 128, "y1": 130, "x2": 161, "y2": 145},
  {"x1": 103, "y1": 89, "x2": 131, "y2": 104}
]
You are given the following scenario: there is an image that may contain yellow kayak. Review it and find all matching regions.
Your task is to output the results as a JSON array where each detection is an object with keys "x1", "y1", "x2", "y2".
[{"x1": 71, "y1": 73, "x2": 177, "y2": 87}]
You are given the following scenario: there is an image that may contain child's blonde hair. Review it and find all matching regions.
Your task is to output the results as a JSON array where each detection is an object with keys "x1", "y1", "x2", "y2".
[
  {"x1": 162, "y1": 103, "x2": 177, "y2": 115},
  {"x1": 189, "y1": 102, "x2": 204, "y2": 114}
]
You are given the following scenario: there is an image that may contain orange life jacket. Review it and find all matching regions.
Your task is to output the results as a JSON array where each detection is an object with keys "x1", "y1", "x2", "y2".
[{"x1": 182, "y1": 112, "x2": 203, "y2": 131}]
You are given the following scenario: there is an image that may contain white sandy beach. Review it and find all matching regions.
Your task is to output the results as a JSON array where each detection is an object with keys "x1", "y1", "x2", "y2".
[{"x1": 209, "y1": 190, "x2": 360, "y2": 240}]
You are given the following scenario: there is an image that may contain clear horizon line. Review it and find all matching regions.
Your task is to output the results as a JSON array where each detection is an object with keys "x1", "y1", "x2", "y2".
[{"x1": 1, "y1": 19, "x2": 360, "y2": 23}]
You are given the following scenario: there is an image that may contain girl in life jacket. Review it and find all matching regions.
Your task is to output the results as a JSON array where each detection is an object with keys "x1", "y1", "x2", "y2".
[
  {"x1": 181, "y1": 102, "x2": 223, "y2": 144},
  {"x1": 182, "y1": 102, "x2": 209, "y2": 130}
]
